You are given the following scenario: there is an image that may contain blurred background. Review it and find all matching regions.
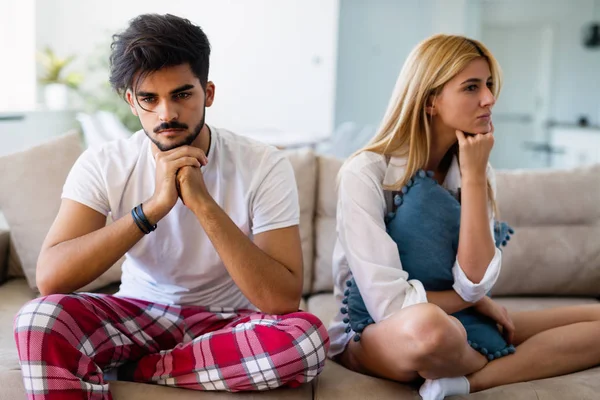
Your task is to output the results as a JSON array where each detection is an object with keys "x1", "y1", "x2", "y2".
[{"x1": 1, "y1": 0, "x2": 599, "y2": 170}]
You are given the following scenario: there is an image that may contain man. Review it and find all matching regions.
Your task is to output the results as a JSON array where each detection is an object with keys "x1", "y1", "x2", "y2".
[{"x1": 14, "y1": 13, "x2": 328, "y2": 399}]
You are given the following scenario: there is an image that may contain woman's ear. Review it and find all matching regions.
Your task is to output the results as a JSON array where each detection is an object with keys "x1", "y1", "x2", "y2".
[{"x1": 425, "y1": 94, "x2": 437, "y2": 116}]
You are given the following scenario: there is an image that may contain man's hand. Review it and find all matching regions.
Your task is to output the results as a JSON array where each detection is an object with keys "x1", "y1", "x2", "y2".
[
  {"x1": 474, "y1": 296, "x2": 515, "y2": 344},
  {"x1": 145, "y1": 146, "x2": 208, "y2": 223},
  {"x1": 176, "y1": 163, "x2": 211, "y2": 211}
]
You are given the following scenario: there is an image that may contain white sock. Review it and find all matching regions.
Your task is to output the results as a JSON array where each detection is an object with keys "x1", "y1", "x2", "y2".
[{"x1": 419, "y1": 376, "x2": 470, "y2": 400}]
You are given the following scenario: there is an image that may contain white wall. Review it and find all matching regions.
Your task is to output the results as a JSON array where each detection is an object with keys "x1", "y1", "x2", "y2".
[
  {"x1": 0, "y1": 0, "x2": 35, "y2": 111},
  {"x1": 35, "y1": 0, "x2": 340, "y2": 135},
  {"x1": 482, "y1": 0, "x2": 600, "y2": 126},
  {"x1": 334, "y1": 0, "x2": 481, "y2": 130},
  {"x1": 334, "y1": 0, "x2": 436, "y2": 129},
  {"x1": 335, "y1": 0, "x2": 600, "y2": 131}
]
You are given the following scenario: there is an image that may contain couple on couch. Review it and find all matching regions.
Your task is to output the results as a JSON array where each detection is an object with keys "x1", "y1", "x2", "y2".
[{"x1": 14, "y1": 13, "x2": 600, "y2": 400}]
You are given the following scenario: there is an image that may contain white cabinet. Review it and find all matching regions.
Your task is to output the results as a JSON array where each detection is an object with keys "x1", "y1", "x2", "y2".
[
  {"x1": 0, "y1": 110, "x2": 80, "y2": 157},
  {"x1": 550, "y1": 126, "x2": 600, "y2": 169}
]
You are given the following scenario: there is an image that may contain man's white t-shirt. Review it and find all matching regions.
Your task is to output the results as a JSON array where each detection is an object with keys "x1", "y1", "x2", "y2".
[{"x1": 62, "y1": 126, "x2": 299, "y2": 309}]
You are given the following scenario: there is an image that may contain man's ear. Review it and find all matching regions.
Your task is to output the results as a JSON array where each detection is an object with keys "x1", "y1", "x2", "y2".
[
  {"x1": 204, "y1": 81, "x2": 216, "y2": 107},
  {"x1": 126, "y1": 90, "x2": 139, "y2": 116}
]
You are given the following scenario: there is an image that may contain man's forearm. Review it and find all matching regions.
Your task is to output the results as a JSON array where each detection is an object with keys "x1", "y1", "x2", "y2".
[
  {"x1": 37, "y1": 211, "x2": 148, "y2": 295},
  {"x1": 191, "y1": 199, "x2": 301, "y2": 314}
]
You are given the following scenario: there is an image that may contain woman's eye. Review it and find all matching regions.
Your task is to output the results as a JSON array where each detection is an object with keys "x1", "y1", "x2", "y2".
[
  {"x1": 487, "y1": 81, "x2": 494, "y2": 88},
  {"x1": 141, "y1": 97, "x2": 156, "y2": 104},
  {"x1": 466, "y1": 85, "x2": 477, "y2": 92}
]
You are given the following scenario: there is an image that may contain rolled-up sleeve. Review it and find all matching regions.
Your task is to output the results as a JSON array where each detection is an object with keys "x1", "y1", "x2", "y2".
[
  {"x1": 337, "y1": 169, "x2": 427, "y2": 323},
  {"x1": 451, "y1": 164, "x2": 501, "y2": 302},
  {"x1": 452, "y1": 247, "x2": 502, "y2": 302}
]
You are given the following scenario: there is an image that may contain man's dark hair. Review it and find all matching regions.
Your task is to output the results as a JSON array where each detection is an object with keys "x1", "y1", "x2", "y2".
[{"x1": 109, "y1": 13, "x2": 211, "y2": 98}]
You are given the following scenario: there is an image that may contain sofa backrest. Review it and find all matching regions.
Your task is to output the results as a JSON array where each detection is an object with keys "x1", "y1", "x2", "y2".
[
  {"x1": 2, "y1": 143, "x2": 600, "y2": 298},
  {"x1": 311, "y1": 155, "x2": 600, "y2": 297},
  {"x1": 492, "y1": 165, "x2": 600, "y2": 296},
  {"x1": 283, "y1": 149, "x2": 318, "y2": 295}
]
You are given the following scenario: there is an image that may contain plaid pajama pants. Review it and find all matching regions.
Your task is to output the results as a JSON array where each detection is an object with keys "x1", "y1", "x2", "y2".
[{"x1": 14, "y1": 293, "x2": 330, "y2": 399}]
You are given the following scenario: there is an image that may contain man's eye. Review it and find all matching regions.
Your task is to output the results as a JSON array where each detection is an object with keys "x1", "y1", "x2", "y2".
[
  {"x1": 141, "y1": 97, "x2": 156, "y2": 104},
  {"x1": 176, "y1": 93, "x2": 191, "y2": 100}
]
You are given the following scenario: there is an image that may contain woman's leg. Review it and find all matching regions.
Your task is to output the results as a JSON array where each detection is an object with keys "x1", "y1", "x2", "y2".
[
  {"x1": 510, "y1": 304, "x2": 600, "y2": 345},
  {"x1": 337, "y1": 303, "x2": 488, "y2": 382},
  {"x1": 468, "y1": 304, "x2": 600, "y2": 392}
]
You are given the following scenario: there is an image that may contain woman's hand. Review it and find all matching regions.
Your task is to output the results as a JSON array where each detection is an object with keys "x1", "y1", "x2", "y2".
[
  {"x1": 455, "y1": 123, "x2": 494, "y2": 181},
  {"x1": 474, "y1": 296, "x2": 515, "y2": 344}
]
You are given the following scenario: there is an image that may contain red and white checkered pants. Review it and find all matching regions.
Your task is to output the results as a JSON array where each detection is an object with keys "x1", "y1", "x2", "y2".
[{"x1": 14, "y1": 293, "x2": 329, "y2": 399}]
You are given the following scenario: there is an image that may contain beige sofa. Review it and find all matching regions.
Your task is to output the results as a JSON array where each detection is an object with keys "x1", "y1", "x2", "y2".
[{"x1": 1, "y1": 133, "x2": 600, "y2": 399}]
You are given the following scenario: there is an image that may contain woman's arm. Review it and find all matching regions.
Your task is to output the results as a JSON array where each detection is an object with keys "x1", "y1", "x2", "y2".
[
  {"x1": 337, "y1": 167, "x2": 428, "y2": 323},
  {"x1": 455, "y1": 130, "x2": 496, "y2": 284},
  {"x1": 426, "y1": 290, "x2": 475, "y2": 314}
]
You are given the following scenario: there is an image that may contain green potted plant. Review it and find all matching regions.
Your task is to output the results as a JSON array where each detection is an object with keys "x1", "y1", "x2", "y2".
[{"x1": 38, "y1": 47, "x2": 83, "y2": 110}]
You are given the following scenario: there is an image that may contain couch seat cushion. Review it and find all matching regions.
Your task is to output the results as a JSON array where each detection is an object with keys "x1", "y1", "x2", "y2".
[
  {"x1": 306, "y1": 293, "x2": 339, "y2": 328},
  {"x1": 312, "y1": 362, "x2": 600, "y2": 400},
  {"x1": 0, "y1": 279, "x2": 35, "y2": 372},
  {"x1": 494, "y1": 296, "x2": 599, "y2": 312},
  {"x1": 308, "y1": 292, "x2": 600, "y2": 399},
  {"x1": 0, "y1": 370, "x2": 313, "y2": 400},
  {"x1": 314, "y1": 361, "x2": 417, "y2": 399},
  {"x1": 462, "y1": 366, "x2": 600, "y2": 400}
]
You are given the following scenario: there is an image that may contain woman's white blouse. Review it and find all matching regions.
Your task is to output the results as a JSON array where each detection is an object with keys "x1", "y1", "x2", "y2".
[{"x1": 327, "y1": 151, "x2": 501, "y2": 358}]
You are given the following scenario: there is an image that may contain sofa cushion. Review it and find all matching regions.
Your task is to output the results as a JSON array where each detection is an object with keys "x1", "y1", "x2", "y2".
[
  {"x1": 284, "y1": 148, "x2": 317, "y2": 295},
  {"x1": 311, "y1": 361, "x2": 600, "y2": 400},
  {"x1": 0, "y1": 279, "x2": 35, "y2": 372},
  {"x1": 6, "y1": 239, "x2": 24, "y2": 280},
  {"x1": 495, "y1": 164, "x2": 600, "y2": 226},
  {"x1": 454, "y1": 366, "x2": 600, "y2": 400},
  {"x1": 313, "y1": 361, "x2": 417, "y2": 400},
  {"x1": 493, "y1": 165, "x2": 600, "y2": 296},
  {"x1": 306, "y1": 293, "x2": 339, "y2": 329},
  {"x1": 313, "y1": 155, "x2": 343, "y2": 293},
  {"x1": 0, "y1": 133, "x2": 122, "y2": 292},
  {"x1": 0, "y1": 213, "x2": 22, "y2": 283},
  {"x1": 492, "y1": 224, "x2": 600, "y2": 296},
  {"x1": 0, "y1": 369, "x2": 313, "y2": 400},
  {"x1": 0, "y1": 228, "x2": 8, "y2": 283},
  {"x1": 494, "y1": 296, "x2": 599, "y2": 312}
]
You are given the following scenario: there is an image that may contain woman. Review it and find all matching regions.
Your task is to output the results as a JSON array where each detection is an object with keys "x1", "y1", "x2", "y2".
[{"x1": 329, "y1": 34, "x2": 600, "y2": 400}]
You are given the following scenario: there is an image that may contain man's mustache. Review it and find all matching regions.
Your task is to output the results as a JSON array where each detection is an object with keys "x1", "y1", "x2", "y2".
[{"x1": 154, "y1": 122, "x2": 189, "y2": 133}]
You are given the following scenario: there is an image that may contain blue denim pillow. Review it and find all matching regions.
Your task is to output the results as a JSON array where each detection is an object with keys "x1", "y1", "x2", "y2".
[{"x1": 341, "y1": 170, "x2": 515, "y2": 360}]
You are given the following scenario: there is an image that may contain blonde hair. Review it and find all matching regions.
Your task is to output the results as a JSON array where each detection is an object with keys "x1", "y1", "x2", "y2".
[{"x1": 351, "y1": 34, "x2": 502, "y2": 214}]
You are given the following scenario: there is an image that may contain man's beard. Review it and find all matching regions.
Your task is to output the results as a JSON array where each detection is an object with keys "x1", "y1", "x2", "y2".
[{"x1": 145, "y1": 110, "x2": 205, "y2": 152}]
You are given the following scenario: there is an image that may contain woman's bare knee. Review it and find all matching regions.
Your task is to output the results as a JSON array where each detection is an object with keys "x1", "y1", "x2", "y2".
[
  {"x1": 338, "y1": 303, "x2": 474, "y2": 381},
  {"x1": 397, "y1": 304, "x2": 464, "y2": 355}
]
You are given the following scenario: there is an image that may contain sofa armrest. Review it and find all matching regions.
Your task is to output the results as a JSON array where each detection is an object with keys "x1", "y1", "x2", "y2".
[{"x1": 0, "y1": 228, "x2": 9, "y2": 284}]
